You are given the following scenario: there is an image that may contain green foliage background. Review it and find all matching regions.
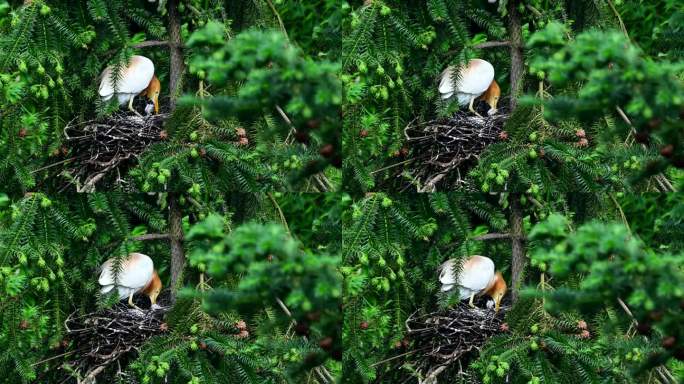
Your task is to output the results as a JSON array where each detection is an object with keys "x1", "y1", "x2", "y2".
[
  {"x1": 1, "y1": 0, "x2": 684, "y2": 384},
  {"x1": 0, "y1": 191, "x2": 342, "y2": 383},
  {"x1": 342, "y1": 192, "x2": 684, "y2": 383},
  {"x1": 342, "y1": 0, "x2": 684, "y2": 193},
  {"x1": 0, "y1": 0, "x2": 342, "y2": 193}
]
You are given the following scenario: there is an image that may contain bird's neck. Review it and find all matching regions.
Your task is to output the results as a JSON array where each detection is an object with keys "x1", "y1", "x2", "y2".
[
  {"x1": 142, "y1": 270, "x2": 159, "y2": 293},
  {"x1": 484, "y1": 274, "x2": 499, "y2": 295}
]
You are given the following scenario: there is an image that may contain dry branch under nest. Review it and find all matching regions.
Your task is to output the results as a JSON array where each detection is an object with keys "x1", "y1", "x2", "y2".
[
  {"x1": 64, "y1": 303, "x2": 169, "y2": 383},
  {"x1": 405, "y1": 302, "x2": 508, "y2": 384},
  {"x1": 64, "y1": 112, "x2": 168, "y2": 192},
  {"x1": 405, "y1": 109, "x2": 508, "y2": 192}
]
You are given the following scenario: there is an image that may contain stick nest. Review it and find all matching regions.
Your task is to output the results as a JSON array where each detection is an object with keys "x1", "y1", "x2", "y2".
[
  {"x1": 405, "y1": 109, "x2": 508, "y2": 192},
  {"x1": 64, "y1": 112, "x2": 168, "y2": 192},
  {"x1": 405, "y1": 302, "x2": 508, "y2": 383},
  {"x1": 64, "y1": 303, "x2": 169, "y2": 382}
]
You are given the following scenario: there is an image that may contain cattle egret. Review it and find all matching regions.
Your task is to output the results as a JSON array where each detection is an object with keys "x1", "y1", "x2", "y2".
[
  {"x1": 99, "y1": 55, "x2": 161, "y2": 116},
  {"x1": 439, "y1": 59, "x2": 500, "y2": 117},
  {"x1": 99, "y1": 252, "x2": 162, "y2": 310},
  {"x1": 438, "y1": 255, "x2": 507, "y2": 312}
]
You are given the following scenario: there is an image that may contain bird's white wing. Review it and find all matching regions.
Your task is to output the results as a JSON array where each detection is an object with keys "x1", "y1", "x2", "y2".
[
  {"x1": 438, "y1": 66, "x2": 456, "y2": 99},
  {"x1": 99, "y1": 55, "x2": 154, "y2": 97},
  {"x1": 98, "y1": 253, "x2": 154, "y2": 290},
  {"x1": 438, "y1": 259, "x2": 458, "y2": 291},
  {"x1": 457, "y1": 255, "x2": 495, "y2": 293},
  {"x1": 456, "y1": 59, "x2": 494, "y2": 95},
  {"x1": 98, "y1": 66, "x2": 115, "y2": 99}
]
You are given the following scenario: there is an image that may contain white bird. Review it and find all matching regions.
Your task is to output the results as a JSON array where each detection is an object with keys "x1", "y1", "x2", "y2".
[
  {"x1": 99, "y1": 252, "x2": 162, "y2": 310},
  {"x1": 438, "y1": 255, "x2": 507, "y2": 312},
  {"x1": 438, "y1": 58, "x2": 500, "y2": 117},
  {"x1": 99, "y1": 55, "x2": 161, "y2": 116}
]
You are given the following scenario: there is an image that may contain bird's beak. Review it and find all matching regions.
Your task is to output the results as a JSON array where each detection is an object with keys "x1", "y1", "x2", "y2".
[
  {"x1": 153, "y1": 95, "x2": 159, "y2": 115},
  {"x1": 150, "y1": 291, "x2": 159, "y2": 305},
  {"x1": 495, "y1": 296, "x2": 501, "y2": 312}
]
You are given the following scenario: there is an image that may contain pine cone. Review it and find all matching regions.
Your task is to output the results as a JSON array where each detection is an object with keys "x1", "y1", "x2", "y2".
[
  {"x1": 318, "y1": 337, "x2": 333, "y2": 350},
  {"x1": 662, "y1": 336, "x2": 676, "y2": 349},
  {"x1": 660, "y1": 144, "x2": 674, "y2": 158},
  {"x1": 319, "y1": 144, "x2": 334, "y2": 158}
]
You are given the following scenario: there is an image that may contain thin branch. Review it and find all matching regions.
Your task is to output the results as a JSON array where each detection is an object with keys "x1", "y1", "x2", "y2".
[
  {"x1": 473, "y1": 40, "x2": 510, "y2": 49},
  {"x1": 30, "y1": 158, "x2": 74, "y2": 174},
  {"x1": 609, "y1": 194, "x2": 632, "y2": 236},
  {"x1": 370, "y1": 349, "x2": 424, "y2": 367},
  {"x1": 30, "y1": 350, "x2": 78, "y2": 366},
  {"x1": 265, "y1": 0, "x2": 290, "y2": 41},
  {"x1": 606, "y1": 0, "x2": 630, "y2": 41},
  {"x1": 130, "y1": 40, "x2": 171, "y2": 49},
  {"x1": 615, "y1": 106, "x2": 676, "y2": 192},
  {"x1": 471, "y1": 233, "x2": 513, "y2": 241},
  {"x1": 267, "y1": 192, "x2": 291, "y2": 236},
  {"x1": 81, "y1": 365, "x2": 107, "y2": 384},
  {"x1": 525, "y1": 4, "x2": 542, "y2": 17},
  {"x1": 130, "y1": 233, "x2": 170, "y2": 241},
  {"x1": 371, "y1": 158, "x2": 416, "y2": 175}
]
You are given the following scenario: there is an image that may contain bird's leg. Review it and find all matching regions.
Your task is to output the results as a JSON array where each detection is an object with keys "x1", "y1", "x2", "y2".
[
  {"x1": 468, "y1": 97, "x2": 483, "y2": 118},
  {"x1": 128, "y1": 95, "x2": 143, "y2": 117},
  {"x1": 128, "y1": 292, "x2": 143, "y2": 311},
  {"x1": 468, "y1": 293, "x2": 476, "y2": 308}
]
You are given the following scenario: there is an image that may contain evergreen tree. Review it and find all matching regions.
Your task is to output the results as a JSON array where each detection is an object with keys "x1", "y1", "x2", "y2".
[{"x1": 342, "y1": 0, "x2": 683, "y2": 193}]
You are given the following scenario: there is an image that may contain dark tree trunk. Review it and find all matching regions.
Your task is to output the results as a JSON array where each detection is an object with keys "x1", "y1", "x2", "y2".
[
  {"x1": 166, "y1": 0, "x2": 186, "y2": 303},
  {"x1": 168, "y1": 193, "x2": 185, "y2": 302},
  {"x1": 167, "y1": 0, "x2": 185, "y2": 110},
  {"x1": 507, "y1": 0, "x2": 527, "y2": 303},
  {"x1": 509, "y1": 194, "x2": 526, "y2": 302},
  {"x1": 507, "y1": 0, "x2": 525, "y2": 110}
]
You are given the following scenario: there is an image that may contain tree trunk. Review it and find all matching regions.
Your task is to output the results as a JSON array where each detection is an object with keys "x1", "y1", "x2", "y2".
[
  {"x1": 166, "y1": 0, "x2": 186, "y2": 303},
  {"x1": 168, "y1": 193, "x2": 185, "y2": 302},
  {"x1": 507, "y1": 0, "x2": 527, "y2": 303},
  {"x1": 507, "y1": 0, "x2": 524, "y2": 110},
  {"x1": 509, "y1": 194, "x2": 526, "y2": 302},
  {"x1": 167, "y1": 0, "x2": 185, "y2": 110}
]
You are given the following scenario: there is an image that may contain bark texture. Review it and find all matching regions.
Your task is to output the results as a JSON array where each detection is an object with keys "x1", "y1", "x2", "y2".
[
  {"x1": 168, "y1": 0, "x2": 185, "y2": 110},
  {"x1": 507, "y1": 0, "x2": 525, "y2": 110},
  {"x1": 507, "y1": 0, "x2": 527, "y2": 303},
  {"x1": 509, "y1": 194, "x2": 526, "y2": 302},
  {"x1": 168, "y1": 193, "x2": 185, "y2": 302},
  {"x1": 166, "y1": 0, "x2": 186, "y2": 303}
]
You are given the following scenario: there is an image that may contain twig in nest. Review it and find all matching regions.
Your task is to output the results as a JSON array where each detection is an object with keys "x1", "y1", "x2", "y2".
[
  {"x1": 405, "y1": 108, "x2": 508, "y2": 192},
  {"x1": 63, "y1": 303, "x2": 170, "y2": 383},
  {"x1": 405, "y1": 302, "x2": 509, "y2": 384},
  {"x1": 63, "y1": 112, "x2": 169, "y2": 192}
]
